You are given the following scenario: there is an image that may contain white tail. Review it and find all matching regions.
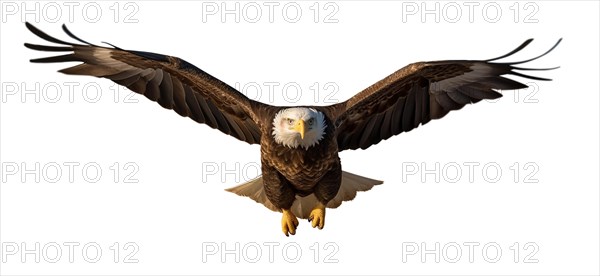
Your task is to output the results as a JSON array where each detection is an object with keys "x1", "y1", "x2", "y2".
[{"x1": 225, "y1": 171, "x2": 383, "y2": 219}]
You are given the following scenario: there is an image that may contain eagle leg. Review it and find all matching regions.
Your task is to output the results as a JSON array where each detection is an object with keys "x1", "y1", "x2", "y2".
[
  {"x1": 308, "y1": 202, "x2": 326, "y2": 229},
  {"x1": 281, "y1": 209, "x2": 299, "y2": 237}
]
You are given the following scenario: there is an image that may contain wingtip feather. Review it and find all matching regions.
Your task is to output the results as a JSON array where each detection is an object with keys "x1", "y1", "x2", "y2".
[
  {"x1": 486, "y1": 38, "x2": 534, "y2": 62},
  {"x1": 62, "y1": 24, "x2": 97, "y2": 46},
  {"x1": 510, "y1": 38, "x2": 562, "y2": 65}
]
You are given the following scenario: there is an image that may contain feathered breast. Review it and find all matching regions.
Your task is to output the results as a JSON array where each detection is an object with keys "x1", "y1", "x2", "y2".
[{"x1": 260, "y1": 113, "x2": 339, "y2": 191}]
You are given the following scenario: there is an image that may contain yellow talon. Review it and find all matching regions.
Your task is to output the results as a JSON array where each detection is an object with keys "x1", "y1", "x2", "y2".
[
  {"x1": 281, "y1": 209, "x2": 299, "y2": 236},
  {"x1": 308, "y1": 203, "x2": 326, "y2": 229}
]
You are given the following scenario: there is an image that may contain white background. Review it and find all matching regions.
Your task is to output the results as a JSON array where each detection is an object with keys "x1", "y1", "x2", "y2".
[{"x1": 1, "y1": 1, "x2": 598, "y2": 275}]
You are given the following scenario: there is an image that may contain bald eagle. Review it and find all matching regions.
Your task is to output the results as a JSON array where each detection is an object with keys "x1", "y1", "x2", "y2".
[{"x1": 24, "y1": 23, "x2": 560, "y2": 236}]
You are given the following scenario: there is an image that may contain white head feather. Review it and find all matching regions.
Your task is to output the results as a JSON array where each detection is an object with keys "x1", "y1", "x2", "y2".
[{"x1": 272, "y1": 108, "x2": 327, "y2": 150}]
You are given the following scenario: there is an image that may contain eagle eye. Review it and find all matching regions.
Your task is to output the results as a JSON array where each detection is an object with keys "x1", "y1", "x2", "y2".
[
  {"x1": 307, "y1": 118, "x2": 315, "y2": 126},
  {"x1": 286, "y1": 118, "x2": 295, "y2": 125}
]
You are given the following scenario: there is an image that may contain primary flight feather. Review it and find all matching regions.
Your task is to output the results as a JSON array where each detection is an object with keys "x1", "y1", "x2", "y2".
[{"x1": 25, "y1": 23, "x2": 560, "y2": 236}]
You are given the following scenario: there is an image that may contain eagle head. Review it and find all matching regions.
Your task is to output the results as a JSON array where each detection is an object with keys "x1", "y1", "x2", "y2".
[{"x1": 272, "y1": 107, "x2": 327, "y2": 150}]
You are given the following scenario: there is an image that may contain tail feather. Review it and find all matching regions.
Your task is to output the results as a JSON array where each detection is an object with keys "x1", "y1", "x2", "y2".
[
  {"x1": 224, "y1": 177, "x2": 279, "y2": 212},
  {"x1": 327, "y1": 171, "x2": 383, "y2": 208},
  {"x1": 226, "y1": 171, "x2": 383, "y2": 219}
]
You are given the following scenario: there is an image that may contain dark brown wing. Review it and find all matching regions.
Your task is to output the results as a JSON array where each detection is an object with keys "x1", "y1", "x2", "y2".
[
  {"x1": 24, "y1": 22, "x2": 267, "y2": 144},
  {"x1": 329, "y1": 39, "x2": 561, "y2": 151}
]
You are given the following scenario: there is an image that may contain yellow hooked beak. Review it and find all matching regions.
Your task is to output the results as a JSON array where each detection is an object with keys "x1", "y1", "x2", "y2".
[{"x1": 293, "y1": 119, "x2": 306, "y2": 140}]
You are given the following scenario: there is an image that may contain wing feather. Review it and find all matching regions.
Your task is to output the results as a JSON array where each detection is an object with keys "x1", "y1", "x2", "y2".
[
  {"x1": 329, "y1": 39, "x2": 560, "y2": 151},
  {"x1": 435, "y1": 91, "x2": 463, "y2": 110},
  {"x1": 446, "y1": 90, "x2": 471, "y2": 105},
  {"x1": 402, "y1": 90, "x2": 416, "y2": 130},
  {"x1": 390, "y1": 97, "x2": 405, "y2": 136},
  {"x1": 170, "y1": 77, "x2": 189, "y2": 117},
  {"x1": 25, "y1": 22, "x2": 267, "y2": 144}
]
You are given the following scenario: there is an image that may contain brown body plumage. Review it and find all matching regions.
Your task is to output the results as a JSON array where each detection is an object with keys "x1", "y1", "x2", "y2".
[
  {"x1": 24, "y1": 22, "x2": 560, "y2": 235},
  {"x1": 260, "y1": 109, "x2": 340, "y2": 208}
]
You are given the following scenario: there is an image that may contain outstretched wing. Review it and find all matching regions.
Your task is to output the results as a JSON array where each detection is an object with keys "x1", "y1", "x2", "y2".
[
  {"x1": 329, "y1": 39, "x2": 561, "y2": 151},
  {"x1": 24, "y1": 22, "x2": 266, "y2": 144}
]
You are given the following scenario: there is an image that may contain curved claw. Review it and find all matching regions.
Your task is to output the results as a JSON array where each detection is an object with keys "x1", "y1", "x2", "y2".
[
  {"x1": 281, "y1": 209, "x2": 299, "y2": 236},
  {"x1": 309, "y1": 203, "x2": 326, "y2": 230}
]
